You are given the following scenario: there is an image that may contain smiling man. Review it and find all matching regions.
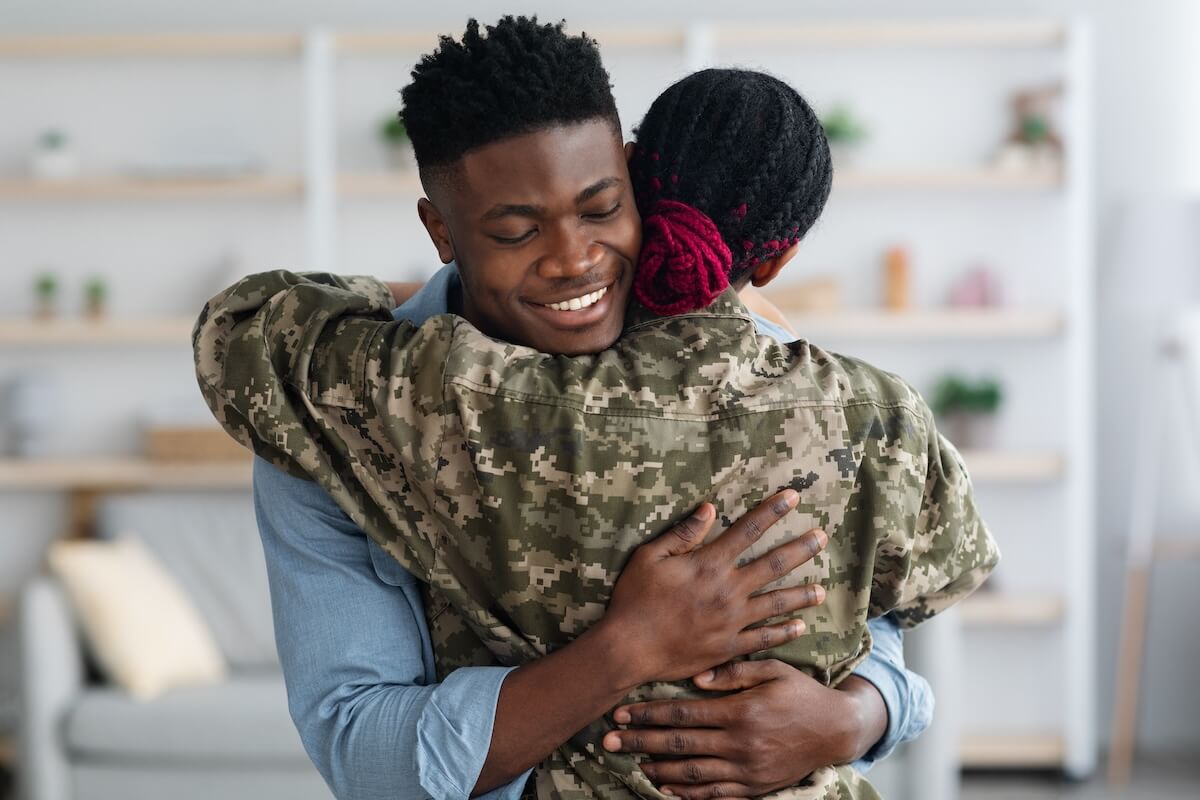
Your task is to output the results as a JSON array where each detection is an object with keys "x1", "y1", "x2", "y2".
[{"x1": 244, "y1": 17, "x2": 933, "y2": 800}]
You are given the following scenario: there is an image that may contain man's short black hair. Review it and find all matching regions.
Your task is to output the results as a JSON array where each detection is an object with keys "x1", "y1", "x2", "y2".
[{"x1": 400, "y1": 16, "x2": 621, "y2": 187}]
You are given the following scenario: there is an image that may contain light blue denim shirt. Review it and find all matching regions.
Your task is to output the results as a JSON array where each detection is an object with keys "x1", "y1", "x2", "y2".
[{"x1": 253, "y1": 264, "x2": 933, "y2": 799}]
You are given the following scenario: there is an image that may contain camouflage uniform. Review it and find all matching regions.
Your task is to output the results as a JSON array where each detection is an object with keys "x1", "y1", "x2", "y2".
[{"x1": 194, "y1": 270, "x2": 1000, "y2": 800}]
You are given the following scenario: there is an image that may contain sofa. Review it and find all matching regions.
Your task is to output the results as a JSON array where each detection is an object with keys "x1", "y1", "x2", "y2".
[{"x1": 15, "y1": 491, "x2": 332, "y2": 800}]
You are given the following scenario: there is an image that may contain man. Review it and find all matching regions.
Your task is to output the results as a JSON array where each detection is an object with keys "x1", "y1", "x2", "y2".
[{"x1": 244, "y1": 18, "x2": 932, "y2": 799}]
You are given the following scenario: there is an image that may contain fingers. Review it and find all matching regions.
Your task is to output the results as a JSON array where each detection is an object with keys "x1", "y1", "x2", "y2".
[
  {"x1": 737, "y1": 528, "x2": 827, "y2": 592},
  {"x1": 692, "y1": 658, "x2": 791, "y2": 691},
  {"x1": 703, "y1": 489, "x2": 798, "y2": 564},
  {"x1": 612, "y1": 697, "x2": 732, "y2": 728},
  {"x1": 659, "y1": 782, "x2": 752, "y2": 800},
  {"x1": 733, "y1": 618, "x2": 804, "y2": 658},
  {"x1": 639, "y1": 759, "x2": 740, "y2": 790},
  {"x1": 602, "y1": 727, "x2": 723, "y2": 756},
  {"x1": 649, "y1": 503, "x2": 716, "y2": 558},
  {"x1": 742, "y1": 583, "x2": 825, "y2": 628}
]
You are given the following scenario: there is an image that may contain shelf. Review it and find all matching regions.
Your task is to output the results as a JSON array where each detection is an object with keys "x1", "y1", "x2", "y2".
[
  {"x1": 0, "y1": 175, "x2": 303, "y2": 201},
  {"x1": 775, "y1": 308, "x2": 1065, "y2": 340},
  {"x1": 717, "y1": 20, "x2": 1065, "y2": 48},
  {"x1": 0, "y1": 317, "x2": 194, "y2": 346},
  {"x1": 337, "y1": 28, "x2": 685, "y2": 55},
  {"x1": 835, "y1": 166, "x2": 1062, "y2": 190},
  {"x1": 338, "y1": 171, "x2": 422, "y2": 198},
  {"x1": 0, "y1": 33, "x2": 303, "y2": 58},
  {"x1": 957, "y1": 451, "x2": 1064, "y2": 483},
  {"x1": 335, "y1": 21, "x2": 1063, "y2": 54},
  {"x1": 961, "y1": 592, "x2": 1065, "y2": 625},
  {"x1": 960, "y1": 733, "x2": 1065, "y2": 769},
  {"x1": 336, "y1": 167, "x2": 1060, "y2": 200},
  {"x1": 0, "y1": 457, "x2": 252, "y2": 490}
]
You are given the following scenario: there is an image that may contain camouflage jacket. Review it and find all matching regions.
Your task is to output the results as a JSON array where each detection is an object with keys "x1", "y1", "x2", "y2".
[{"x1": 193, "y1": 270, "x2": 1000, "y2": 800}]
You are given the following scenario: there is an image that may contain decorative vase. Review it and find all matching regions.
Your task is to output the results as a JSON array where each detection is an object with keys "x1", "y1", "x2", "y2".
[{"x1": 940, "y1": 411, "x2": 998, "y2": 450}]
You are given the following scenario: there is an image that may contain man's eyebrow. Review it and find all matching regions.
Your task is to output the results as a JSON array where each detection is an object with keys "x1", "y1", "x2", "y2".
[
  {"x1": 576, "y1": 177, "x2": 622, "y2": 204},
  {"x1": 480, "y1": 203, "x2": 544, "y2": 222}
]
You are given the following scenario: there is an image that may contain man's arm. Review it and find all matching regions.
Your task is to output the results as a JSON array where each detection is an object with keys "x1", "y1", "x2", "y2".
[{"x1": 252, "y1": 455, "x2": 530, "y2": 800}]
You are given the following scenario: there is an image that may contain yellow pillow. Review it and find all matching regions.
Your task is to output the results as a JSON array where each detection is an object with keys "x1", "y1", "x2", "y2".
[{"x1": 46, "y1": 534, "x2": 227, "y2": 700}]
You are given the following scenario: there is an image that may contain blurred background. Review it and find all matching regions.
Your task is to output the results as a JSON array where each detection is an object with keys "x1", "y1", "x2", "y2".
[{"x1": 0, "y1": 1, "x2": 1197, "y2": 799}]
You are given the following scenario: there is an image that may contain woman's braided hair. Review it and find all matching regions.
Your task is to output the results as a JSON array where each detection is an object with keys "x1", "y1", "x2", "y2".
[
  {"x1": 629, "y1": 68, "x2": 833, "y2": 298},
  {"x1": 400, "y1": 16, "x2": 620, "y2": 185}
]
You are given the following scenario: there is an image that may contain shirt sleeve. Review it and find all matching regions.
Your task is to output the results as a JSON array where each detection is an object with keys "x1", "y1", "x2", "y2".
[
  {"x1": 847, "y1": 614, "x2": 935, "y2": 773},
  {"x1": 252, "y1": 455, "x2": 532, "y2": 800}
]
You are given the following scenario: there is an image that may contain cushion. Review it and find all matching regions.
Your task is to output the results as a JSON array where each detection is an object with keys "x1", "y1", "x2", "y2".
[
  {"x1": 46, "y1": 535, "x2": 227, "y2": 701},
  {"x1": 94, "y1": 491, "x2": 279, "y2": 669},
  {"x1": 64, "y1": 671, "x2": 310, "y2": 765}
]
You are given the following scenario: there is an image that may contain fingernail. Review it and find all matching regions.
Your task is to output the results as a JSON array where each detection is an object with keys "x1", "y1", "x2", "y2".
[
  {"x1": 696, "y1": 669, "x2": 715, "y2": 684},
  {"x1": 603, "y1": 732, "x2": 621, "y2": 752},
  {"x1": 813, "y1": 584, "x2": 826, "y2": 603},
  {"x1": 662, "y1": 790, "x2": 676, "y2": 796},
  {"x1": 613, "y1": 708, "x2": 631, "y2": 724},
  {"x1": 817, "y1": 529, "x2": 828, "y2": 547},
  {"x1": 693, "y1": 503, "x2": 714, "y2": 521},
  {"x1": 773, "y1": 489, "x2": 799, "y2": 513}
]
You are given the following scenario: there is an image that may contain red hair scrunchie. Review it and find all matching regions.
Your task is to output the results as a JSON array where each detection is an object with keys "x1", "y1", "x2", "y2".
[{"x1": 634, "y1": 200, "x2": 733, "y2": 316}]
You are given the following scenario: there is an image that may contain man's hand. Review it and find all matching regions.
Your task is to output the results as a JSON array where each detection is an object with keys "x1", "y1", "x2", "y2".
[
  {"x1": 474, "y1": 491, "x2": 829, "y2": 794},
  {"x1": 601, "y1": 660, "x2": 888, "y2": 800},
  {"x1": 596, "y1": 490, "x2": 829, "y2": 687}
]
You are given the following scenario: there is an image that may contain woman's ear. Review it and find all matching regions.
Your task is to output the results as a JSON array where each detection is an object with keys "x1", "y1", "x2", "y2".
[
  {"x1": 417, "y1": 198, "x2": 455, "y2": 265},
  {"x1": 624, "y1": 141, "x2": 636, "y2": 163},
  {"x1": 749, "y1": 242, "x2": 801, "y2": 287}
]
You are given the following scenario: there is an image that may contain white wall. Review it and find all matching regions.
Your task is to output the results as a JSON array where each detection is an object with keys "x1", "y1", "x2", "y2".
[{"x1": 3, "y1": 0, "x2": 1199, "y2": 755}]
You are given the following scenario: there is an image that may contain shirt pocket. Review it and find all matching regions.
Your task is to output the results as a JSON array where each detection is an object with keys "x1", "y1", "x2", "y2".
[{"x1": 366, "y1": 537, "x2": 418, "y2": 588}]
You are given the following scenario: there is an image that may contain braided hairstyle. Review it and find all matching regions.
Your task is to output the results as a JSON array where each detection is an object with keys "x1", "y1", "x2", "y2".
[
  {"x1": 400, "y1": 16, "x2": 620, "y2": 187},
  {"x1": 629, "y1": 68, "x2": 832, "y2": 314}
]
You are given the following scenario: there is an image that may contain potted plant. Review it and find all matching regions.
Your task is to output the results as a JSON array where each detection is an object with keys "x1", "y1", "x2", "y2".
[
  {"x1": 33, "y1": 272, "x2": 59, "y2": 319},
  {"x1": 31, "y1": 129, "x2": 79, "y2": 181},
  {"x1": 930, "y1": 374, "x2": 1003, "y2": 449},
  {"x1": 820, "y1": 105, "x2": 867, "y2": 168},
  {"x1": 379, "y1": 114, "x2": 415, "y2": 171},
  {"x1": 84, "y1": 276, "x2": 108, "y2": 319}
]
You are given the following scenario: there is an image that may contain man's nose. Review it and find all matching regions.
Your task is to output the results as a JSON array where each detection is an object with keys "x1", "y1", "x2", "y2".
[{"x1": 538, "y1": 224, "x2": 603, "y2": 279}]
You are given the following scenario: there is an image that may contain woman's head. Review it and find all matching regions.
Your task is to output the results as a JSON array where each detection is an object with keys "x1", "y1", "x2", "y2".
[{"x1": 629, "y1": 68, "x2": 832, "y2": 315}]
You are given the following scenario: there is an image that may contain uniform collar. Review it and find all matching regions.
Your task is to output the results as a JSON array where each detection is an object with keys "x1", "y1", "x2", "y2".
[{"x1": 622, "y1": 286, "x2": 756, "y2": 334}]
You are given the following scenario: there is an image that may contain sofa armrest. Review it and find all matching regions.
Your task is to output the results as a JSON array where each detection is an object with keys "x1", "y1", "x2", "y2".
[{"x1": 17, "y1": 574, "x2": 85, "y2": 800}]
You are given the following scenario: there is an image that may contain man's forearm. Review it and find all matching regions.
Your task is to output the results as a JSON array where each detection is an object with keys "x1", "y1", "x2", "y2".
[
  {"x1": 473, "y1": 620, "x2": 638, "y2": 795},
  {"x1": 833, "y1": 676, "x2": 889, "y2": 765}
]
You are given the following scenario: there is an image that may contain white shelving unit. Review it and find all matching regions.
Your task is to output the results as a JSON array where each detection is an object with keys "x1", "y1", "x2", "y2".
[{"x1": 0, "y1": 18, "x2": 1096, "y2": 781}]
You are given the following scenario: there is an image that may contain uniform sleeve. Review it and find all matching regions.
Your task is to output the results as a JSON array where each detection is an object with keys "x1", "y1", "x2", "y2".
[
  {"x1": 192, "y1": 268, "x2": 457, "y2": 583},
  {"x1": 192, "y1": 268, "x2": 395, "y2": 479},
  {"x1": 868, "y1": 401, "x2": 1001, "y2": 629}
]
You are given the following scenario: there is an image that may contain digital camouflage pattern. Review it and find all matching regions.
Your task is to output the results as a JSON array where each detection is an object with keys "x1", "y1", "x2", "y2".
[{"x1": 193, "y1": 270, "x2": 1000, "y2": 800}]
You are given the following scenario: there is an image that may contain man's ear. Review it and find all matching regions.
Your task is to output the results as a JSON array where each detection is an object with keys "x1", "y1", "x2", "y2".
[
  {"x1": 417, "y1": 197, "x2": 456, "y2": 265},
  {"x1": 749, "y1": 241, "x2": 801, "y2": 288},
  {"x1": 624, "y1": 140, "x2": 635, "y2": 163}
]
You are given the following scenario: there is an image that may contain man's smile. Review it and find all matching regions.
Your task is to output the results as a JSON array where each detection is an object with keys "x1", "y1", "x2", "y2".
[{"x1": 524, "y1": 280, "x2": 619, "y2": 330}]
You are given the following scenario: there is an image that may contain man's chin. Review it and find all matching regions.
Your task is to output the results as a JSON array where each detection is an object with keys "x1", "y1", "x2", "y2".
[{"x1": 526, "y1": 323, "x2": 622, "y2": 356}]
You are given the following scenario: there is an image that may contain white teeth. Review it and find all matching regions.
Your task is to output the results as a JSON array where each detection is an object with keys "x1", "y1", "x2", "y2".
[{"x1": 545, "y1": 286, "x2": 608, "y2": 312}]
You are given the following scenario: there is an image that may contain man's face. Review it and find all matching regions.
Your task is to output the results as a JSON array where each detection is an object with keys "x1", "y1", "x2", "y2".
[{"x1": 418, "y1": 119, "x2": 641, "y2": 355}]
